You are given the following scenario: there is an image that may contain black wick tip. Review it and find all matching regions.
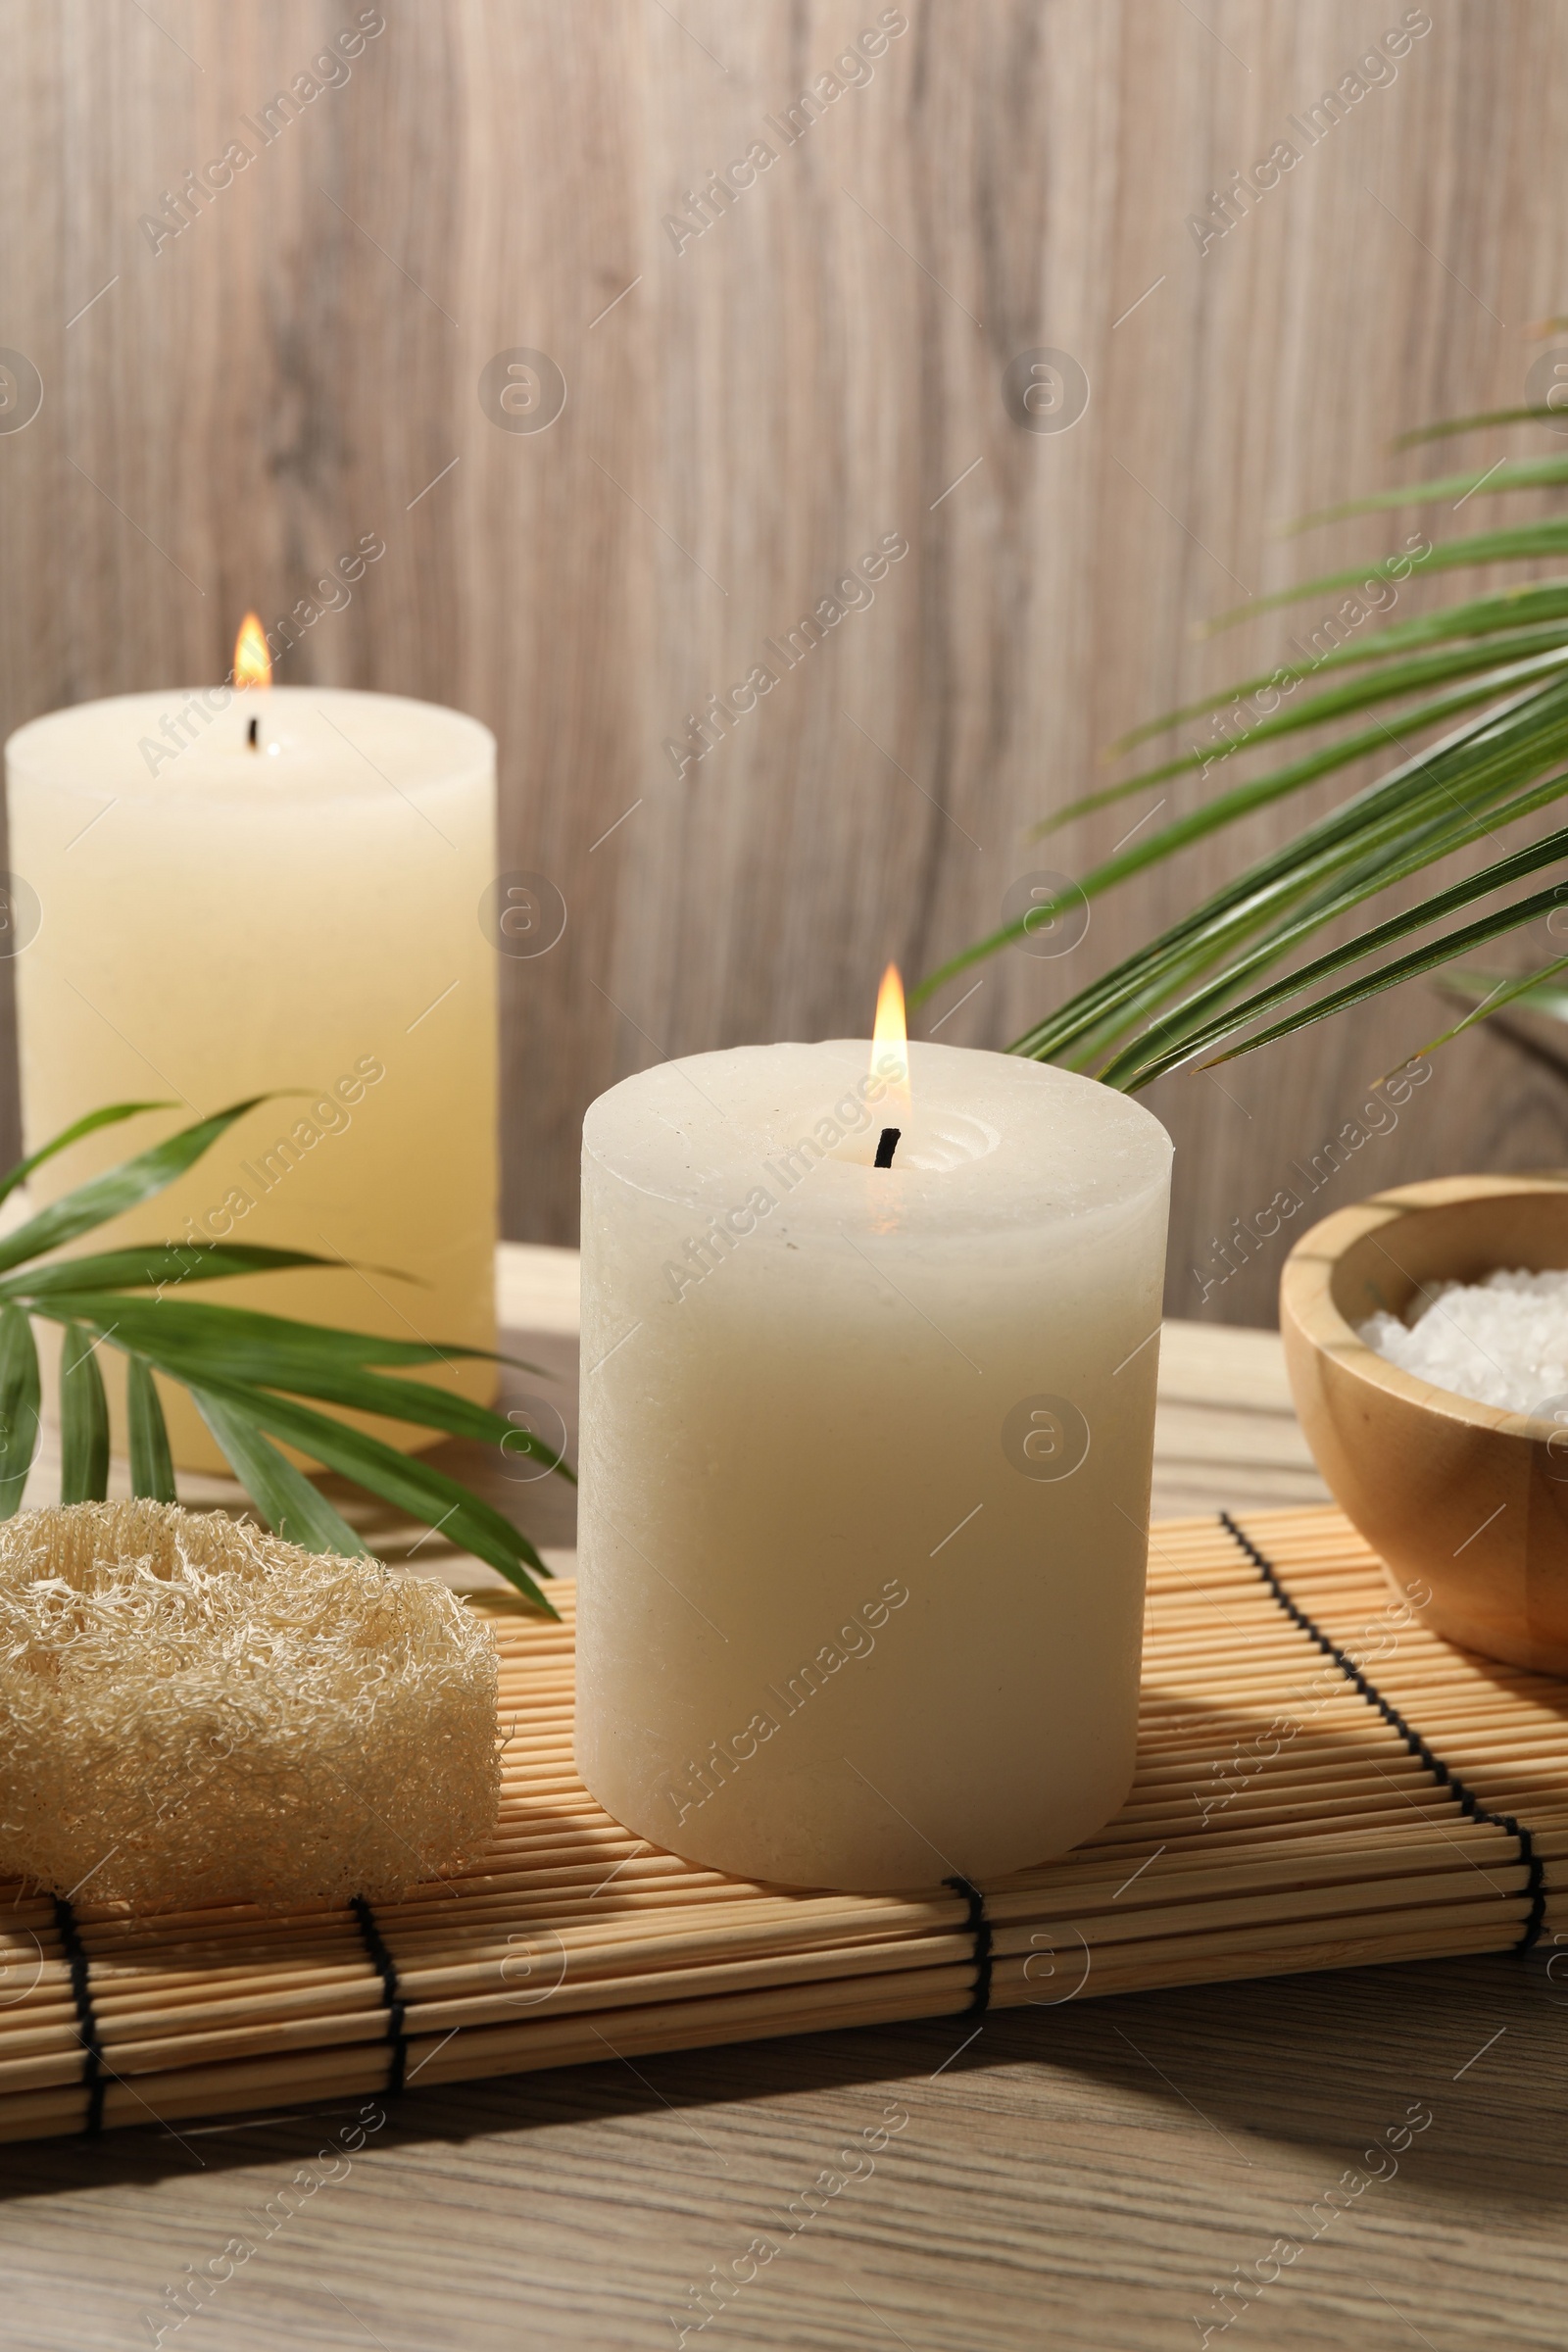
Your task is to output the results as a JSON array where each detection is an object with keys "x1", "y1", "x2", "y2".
[
  {"x1": 247, "y1": 714, "x2": 260, "y2": 748},
  {"x1": 874, "y1": 1126, "x2": 902, "y2": 1169}
]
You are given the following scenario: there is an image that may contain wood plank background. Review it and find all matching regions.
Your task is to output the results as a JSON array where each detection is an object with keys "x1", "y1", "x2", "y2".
[{"x1": 4, "y1": 0, "x2": 1568, "y2": 1321}]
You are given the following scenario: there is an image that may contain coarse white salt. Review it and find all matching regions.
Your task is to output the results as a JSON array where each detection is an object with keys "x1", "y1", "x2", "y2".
[{"x1": 1358, "y1": 1267, "x2": 1568, "y2": 1415}]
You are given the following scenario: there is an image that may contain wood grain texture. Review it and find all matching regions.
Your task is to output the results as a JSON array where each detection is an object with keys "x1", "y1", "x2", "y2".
[
  {"x1": 5, "y1": 0, "x2": 1568, "y2": 1347},
  {"x1": 0, "y1": 1951, "x2": 1560, "y2": 2352}
]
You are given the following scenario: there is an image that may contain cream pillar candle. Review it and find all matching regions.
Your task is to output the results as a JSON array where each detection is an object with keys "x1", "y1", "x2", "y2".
[
  {"x1": 576, "y1": 1035, "x2": 1172, "y2": 1892},
  {"x1": 5, "y1": 682, "x2": 498, "y2": 1471}
]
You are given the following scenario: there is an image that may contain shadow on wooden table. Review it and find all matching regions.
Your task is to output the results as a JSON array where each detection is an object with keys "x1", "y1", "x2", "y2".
[{"x1": 0, "y1": 1950, "x2": 1561, "y2": 2215}]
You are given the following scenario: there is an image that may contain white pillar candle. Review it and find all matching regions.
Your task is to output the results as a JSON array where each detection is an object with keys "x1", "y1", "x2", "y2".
[
  {"x1": 5, "y1": 683, "x2": 499, "y2": 1470},
  {"x1": 576, "y1": 1037, "x2": 1172, "y2": 1891}
]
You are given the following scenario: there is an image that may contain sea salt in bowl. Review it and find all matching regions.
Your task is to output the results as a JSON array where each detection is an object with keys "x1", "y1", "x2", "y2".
[
  {"x1": 1359, "y1": 1267, "x2": 1568, "y2": 1410},
  {"x1": 1280, "y1": 1173, "x2": 1568, "y2": 1675}
]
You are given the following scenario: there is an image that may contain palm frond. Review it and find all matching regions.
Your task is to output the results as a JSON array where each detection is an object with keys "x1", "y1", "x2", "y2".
[
  {"x1": 27, "y1": 1292, "x2": 570, "y2": 1474},
  {"x1": 1110, "y1": 587, "x2": 1568, "y2": 755},
  {"x1": 0, "y1": 1305, "x2": 40, "y2": 1520},
  {"x1": 59, "y1": 1323, "x2": 109, "y2": 1504},
  {"x1": 0, "y1": 1100, "x2": 172, "y2": 1212},
  {"x1": 1411, "y1": 958, "x2": 1568, "y2": 1061},
  {"x1": 917, "y1": 407, "x2": 1568, "y2": 1090},
  {"x1": 0, "y1": 1242, "x2": 349, "y2": 1298},
  {"x1": 1037, "y1": 642, "x2": 1568, "y2": 836},
  {"x1": 1435, "y1": 963, "x2": 1568, "y2": 1026},
  {"x1": 191, "y1": 1387, "x2": 371, "y2": 1558},
  {"x1": 0, "y1": 1102, "x2": 565, "y2": 1612},
  {"x1": 1099, "y1": 822, "x2": 1568, "y2": 1090},
  {"x1": 1200, "y1": 517, "x2": 1568, "y2": 639},
  {"x1": 1393, "y1": 408, "x2": 1565, "y2": 448},
  {"x1": 124, "y1": 1354, "x2": 175, "y2": 1503},
  {"x1": 1202, "y1": 886, "x2": 1568, "y2": 1072},
  {"x1": 1283, "y1": 457, "x2": 1568, "y2": 534},
  {"x1": 0, "y1": 1099, "x2": 270, "y2": 1274},
  {"x1": 912, "y1": 669, "x2": 1568, "y2": 1012}
]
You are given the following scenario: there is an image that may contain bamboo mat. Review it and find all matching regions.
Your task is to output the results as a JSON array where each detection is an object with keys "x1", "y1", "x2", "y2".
[{"x1": 1, "y1": 1504, "x2": 1563, "y2": 2146}]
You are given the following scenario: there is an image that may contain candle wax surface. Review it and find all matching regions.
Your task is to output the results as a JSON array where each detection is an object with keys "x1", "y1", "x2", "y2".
[
  {"x1": 576, "y1": 1040, "x2": 1172, "y2": 1892},
  {"x1": 6, "y1": 688, "x2": 499, "y2": 1470}
]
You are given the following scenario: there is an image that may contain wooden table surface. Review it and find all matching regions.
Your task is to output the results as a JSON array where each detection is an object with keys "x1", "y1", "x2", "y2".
[{"x1": 4, "y1": 1251, "x2": 1563, "y2": 2352}]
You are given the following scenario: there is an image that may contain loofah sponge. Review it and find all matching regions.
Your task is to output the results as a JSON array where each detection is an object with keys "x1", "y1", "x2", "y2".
[{"x1": 0, "y1": 1501, "x2": 500, "y2": 1910}]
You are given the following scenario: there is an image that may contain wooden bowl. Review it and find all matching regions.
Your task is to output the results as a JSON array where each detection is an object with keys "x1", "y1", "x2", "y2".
[{"x1": 1279, "y1": 1173, "x2": 1568, "y2": 1676}]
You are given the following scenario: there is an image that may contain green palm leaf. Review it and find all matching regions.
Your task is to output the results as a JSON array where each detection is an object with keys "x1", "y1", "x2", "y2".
[
  {"x1": 919, "y1": 403, "x2": 1568, "y2": 1090},
  {"x1": 0, "y1": 1100, "x2": 172, "y2": 1213},
  {"x1": 125, "y1": 1355, "x2": 175, "y2": 1503},
  {"x1": 0, "y1": 1259, "x2": 548, "y2": 1381},
  {"x1": 1100, "y1": 823, "x2": 1568, "y2": 1090},
  {"x1": 0, "y1": 1305, "x2": 39, "y2": 1520},
  {"x1": 1283, "y1": 457, "x2": 1568, "y2": 533},
  {"x1": 1413, "y1": 960, "x2": 1568, "y2": 1060},
  {"x1": 0, "y1": 1102, "x2": 566, "y2": 1610},
  {"x1": 60, "y1": 1323, "x2": 109, "y2": 1504},
  {"x1": 183, "y1": 1371, "x2": 555, "y2": 1612},
  {"x1": 1394, "y1": 408, "x2": 1566, "y2": 447},
  {"x1": 1435, "y1": 964, "x2": 1568, "y2": 1025},
  {"x1": 1037, "y1": 643, "x2": 1568, "y2": 837},
  {"x1": 913, "y1": 670, "x2": 1568, "y2": 1011},
  {"x1": 0, "y1": 1098, "x2": 270, "y2": 1274},
  {"x1": 33, "y1": 1293, "x2": 570, "y2": 1476},
  {"x1": 1198, "y1": 519, "x2": 1568, "y2": 639},
  {"x1": 1110, "y1": 587, "x2": 1568, "y2": 755},
  {"x1": 1203, "y1": 883, "x2": 1568, "y2": 1071},
  {"x1": 190, "y1": 1388, "x2": 370, "y2": 1556},
  {"x1": 0, "y1": 1242, "x2": 348, "y2": 1298},
  {"x1": 1052, "y1": 769, "x2": 1567, "y2": 1082}
]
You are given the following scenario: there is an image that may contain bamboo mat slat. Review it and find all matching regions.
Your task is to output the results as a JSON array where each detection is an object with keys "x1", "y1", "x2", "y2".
[{"x1": 1, "y1": 1505, "x2": 1559, "y2": 2144}]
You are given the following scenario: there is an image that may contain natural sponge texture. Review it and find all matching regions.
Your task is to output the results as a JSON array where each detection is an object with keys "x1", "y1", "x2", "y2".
[{"x1": 0, "y1": 1501, "x2": 499, "y2": 1910}]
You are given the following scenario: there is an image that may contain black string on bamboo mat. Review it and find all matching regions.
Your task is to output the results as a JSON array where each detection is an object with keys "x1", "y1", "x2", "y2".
[
  {"x1": 351, "y1": 1895, "x2": 409, "y2": 2095},
  {"x1": 52, "y1": 1895, "x2": 105, "y2": 2135},
  {"x1": 945, "y1": 1875, "x2": 993, "y2": 2013},
  {"x1": 1220, "y1": 1511, "x2": 1547, "y2": 1952}
]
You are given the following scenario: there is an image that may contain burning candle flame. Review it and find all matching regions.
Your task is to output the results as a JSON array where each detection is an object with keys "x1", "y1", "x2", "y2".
[
  {"x1": 233, "y1": 612, "x2": 271, "y2": 692},
  {"x1": 871, "y1": 961, "x2": 910, "y2": 1111}
]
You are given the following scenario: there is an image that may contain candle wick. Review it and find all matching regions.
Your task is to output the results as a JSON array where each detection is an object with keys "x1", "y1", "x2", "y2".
[
  {"x1": 874, "y1": 1127, "x2": 901, "y2": 1168},
  {"x1": 247, "y1": 715, "x2": 260, "y2": 750}
]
